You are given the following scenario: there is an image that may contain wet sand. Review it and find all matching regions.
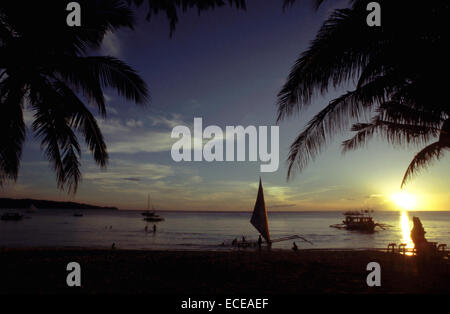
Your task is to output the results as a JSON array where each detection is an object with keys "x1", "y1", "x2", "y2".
[{"x1": 1, "y1": 248, "x2": 449, "y2": 294}]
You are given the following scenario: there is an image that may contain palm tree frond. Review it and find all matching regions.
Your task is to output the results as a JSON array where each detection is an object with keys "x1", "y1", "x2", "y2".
[
  {"x1": 342, "y1": 118, "x2": 439, "y2": 153},
  {"x1": 62, "y1": 144, "x2": 81, "y2": 194},
  {"x1": 286, "y1": 74, "x2": 397, "y2": 178},
  {"x1": 377, "y1": 101, "x2": 446, "y2": 128},
  {"x1": 54, "y1": 82, "x2": 108, "y2": 167},
  {"x1": 31, "y1": 82, "x2": 82, "y2": 193},
  {"x1": 0, "y1": 77, "x2": 26, "y2": 185},
  {"x1": 277, "y1": 3, "x2": 375, "y2": 122},
  {"x1": 55, "y1": 56, "x2": 149, "y2": 116},
  {"x1": 0, "y1": 1, "x2": 135, "y2": 53},
  {"x1": 401, "y1": 142, "x2": 448, "y2": 188},
  {"x1": 129, "y1": 0, "x2": 246, "y2": 37}
]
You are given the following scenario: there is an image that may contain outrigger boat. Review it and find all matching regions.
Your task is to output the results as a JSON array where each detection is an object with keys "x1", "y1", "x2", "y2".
[
  {"x1": 330, "y1": 210, "x2": 388, "y2": 232},
  {"x1": 230, "y1": 178, "x2": 312, "y2": 248}
]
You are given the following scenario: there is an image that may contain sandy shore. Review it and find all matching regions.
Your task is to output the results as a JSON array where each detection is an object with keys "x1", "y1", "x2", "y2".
[{"x1": 1, "y1": 248, "x2": 449, "y2": 294}]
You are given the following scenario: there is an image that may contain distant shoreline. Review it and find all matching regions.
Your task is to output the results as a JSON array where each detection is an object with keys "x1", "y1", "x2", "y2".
[{"x1": 0, "y1": 198, "x2": 117, "y2": 210}]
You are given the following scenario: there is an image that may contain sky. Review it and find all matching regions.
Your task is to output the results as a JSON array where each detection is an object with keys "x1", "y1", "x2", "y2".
[{"x1": 2, "y1": 0, "x2": 450, "y2": 211}]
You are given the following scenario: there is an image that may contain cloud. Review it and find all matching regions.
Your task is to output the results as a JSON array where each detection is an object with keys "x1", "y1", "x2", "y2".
[
  {"x1": 125, "y1": 119, "x2": 143, "y2": 128},
  {"x1": 23, "y1": 108, "x2": 34, "y2": 127},
  {"x1": 108, "y1": 132, "x2": 174, "y2": 154},
  {"x1": 366, "y1": 194, "x2": 383, "y2": 199},
  {"x1": 104, "y1": 93, "x2": 113, "y2": 103},
  {"x1": 108, "y1": 107, "x2": 119, "y2": 115},
  {"x1": 96, "y1": 118, "x2": 176, "y2": 154},
  {"x1": 101, "y1": 31, "x2": 121, "y2": 57},
  {"x1": 83, "y1": 160, "x2": 174, "y2": 185},
  {"x1": 149, "y1": 113, "x2": 187, "y2": 129},
  {"x1": 123, "y1": 177, "x2": 141, "y2": 182},
  {"x1": 269, "y1": 203, "x2": 297, "y2": 208}
]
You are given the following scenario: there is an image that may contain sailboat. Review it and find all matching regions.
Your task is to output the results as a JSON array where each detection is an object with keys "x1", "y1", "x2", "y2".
[
  {"x1": 250, "y1": 178, "x2": 271, "y2": 243},
  {"x1": 142, "y1": 193, "x2": 155, "y2": 217},
  {"x1": 142, "y1": 193, "x2": 164, "y2": 222},
  {"x1": 232, "y1": 178, "x2": 312, "y2": 248}
]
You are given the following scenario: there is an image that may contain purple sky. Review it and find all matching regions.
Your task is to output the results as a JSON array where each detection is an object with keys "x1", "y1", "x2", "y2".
[{"x1": 2, "y1": 0, "x2": 449, "y2": 211}]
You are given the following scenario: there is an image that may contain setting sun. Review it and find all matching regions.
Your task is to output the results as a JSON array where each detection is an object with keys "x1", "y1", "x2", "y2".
[{"x1": 391, "y1": 193, "x2": 416, "y2": 210}]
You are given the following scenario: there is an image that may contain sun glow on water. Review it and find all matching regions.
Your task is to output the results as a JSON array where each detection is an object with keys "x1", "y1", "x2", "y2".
[{"x1": 400, "y1": 211, "x2": 414, "y2": 249}]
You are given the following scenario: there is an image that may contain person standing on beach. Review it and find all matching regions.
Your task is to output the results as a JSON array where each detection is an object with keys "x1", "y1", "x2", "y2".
[
  {"x1": 258, "y1": 235, "x2": 262, "y2": 249},
  {"x1": 292, "y1": 242, "x2": 298, "y2": 251},
  {"x1": 153, "y1": 224, "x2": 157, "y2": 233}
]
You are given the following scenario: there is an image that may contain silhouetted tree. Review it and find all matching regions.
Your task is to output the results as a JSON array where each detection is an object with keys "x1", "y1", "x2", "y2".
[
  {"x1": 128, "y1": 0, "x2": 246, "y2": 37},
  {"x1": 0, "y1": 0, "x2": 247, "y2": 193},
  {"x1": 0, "y1": 1, "x2": 148, "y2": 193},
  {"x1": 277, "y1": 0, "x2": 450, "y2": 186}
]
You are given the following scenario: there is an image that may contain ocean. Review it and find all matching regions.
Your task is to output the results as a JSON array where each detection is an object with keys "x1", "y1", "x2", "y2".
[{"x1": 1, "y1": 210, "x2": 450, "y2": 250}]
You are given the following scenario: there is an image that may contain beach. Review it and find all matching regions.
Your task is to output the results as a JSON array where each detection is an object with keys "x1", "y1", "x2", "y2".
[{"x1": 1, "y1": 248, "x2": 449, "y2": 294}]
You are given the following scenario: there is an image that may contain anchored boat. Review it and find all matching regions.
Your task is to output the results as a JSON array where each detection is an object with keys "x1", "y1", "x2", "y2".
[
  {"x1": 330, "y1": 210, "x2": 388, "y2": 232},
  {"x1": 142, "y1": 193, "x2": 164, "y2": 222}
]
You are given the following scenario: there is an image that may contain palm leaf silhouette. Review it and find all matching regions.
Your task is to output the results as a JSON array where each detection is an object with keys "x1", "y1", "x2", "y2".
[
  {"x1": 0, "y1": 1, "x2": 148, "y2": 193},
  {"x1": 278, "y1": 0, "x2": 450, "y2": 186}
]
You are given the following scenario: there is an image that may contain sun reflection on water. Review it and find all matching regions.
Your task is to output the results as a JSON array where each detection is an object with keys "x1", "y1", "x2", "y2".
[{"x1": 400, "y1": 211, "x2": 414, "y2": 251}]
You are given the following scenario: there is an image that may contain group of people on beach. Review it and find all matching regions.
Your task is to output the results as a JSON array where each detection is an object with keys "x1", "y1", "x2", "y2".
[
  {"x1": 231, "y1": 235, "x2": 249, "y2": 247},
  {"x1": 230, "y1": 234, "x2": 299, "y2": 251}
]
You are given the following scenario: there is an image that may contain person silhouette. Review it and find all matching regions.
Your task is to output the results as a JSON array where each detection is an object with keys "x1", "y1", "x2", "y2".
[
  {"x1": 292, "y1": 242, "x2": 298, "y2": 251},
  {"x1": 258, "y1": 235, "x2": 262, "y2": 249},
  {"x1": 411, "y1": 216, "x2": 432, "y2": 261},
  {"x1": 153, "y1": 224, "x2": 157, "y2": 233}
]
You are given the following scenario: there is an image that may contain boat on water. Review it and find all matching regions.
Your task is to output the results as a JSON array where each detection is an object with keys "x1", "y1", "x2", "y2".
[
  {"x1": 143, "y1": 215, "x2": 164, "y2": 222},
  {"x1": 1, "y1": 212, "x2": 24, "y2": 221},
  {"x1": 230, "y1": 178, "x2": 312, "y2": 248},
  {"x1": 330, "y1": 210, "x2": 388, "y2": 232},
  {"x1": 26, "y1": 204, "x2": 37, "y2": 213},
  {"x1": 73, "y1": 213, "x2": 83, "y2": 217},
  {"x1": 141, "y1": 211, "x2": 156, "y2": 217},
  {"x1": 142, "y1": 193, "x2": 164, "y2": 222}
]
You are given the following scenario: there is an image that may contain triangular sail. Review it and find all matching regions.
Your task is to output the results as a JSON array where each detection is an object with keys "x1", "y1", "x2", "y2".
[{"x1": 250, "y1": 178, "x2": 270, "y2": 242}]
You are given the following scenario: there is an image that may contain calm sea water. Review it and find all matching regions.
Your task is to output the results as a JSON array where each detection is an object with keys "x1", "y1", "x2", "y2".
[{"x1": 1, "y1": 210, "x2": 450, "y2": 250}]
